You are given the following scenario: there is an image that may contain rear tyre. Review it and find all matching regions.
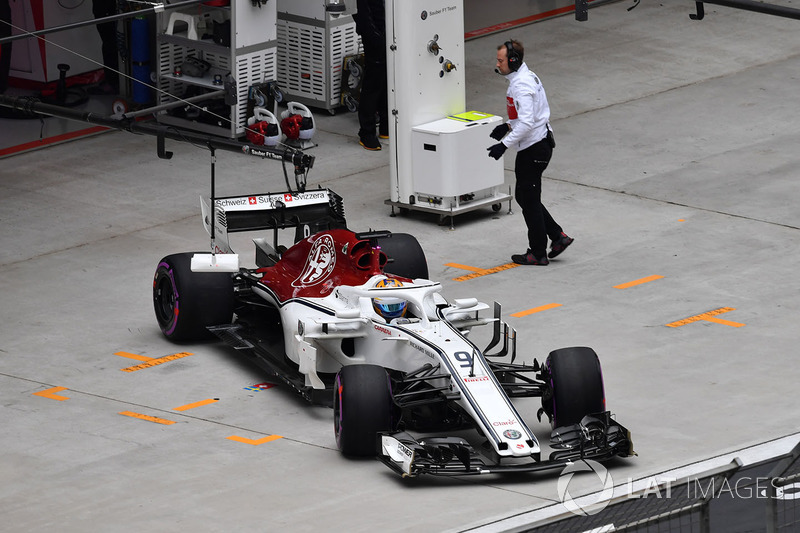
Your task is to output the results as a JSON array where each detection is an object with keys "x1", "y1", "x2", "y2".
[
  {"x1": 334, "y1": 364, "x2": 395, "y2": 456},
  {"x1": 544, "y1": 347, "x2": 605, "y2": 428},
  {"x1": 153, "y1": 253, "x2": 235, "y2": 342},
  {"x1": 376, "y1": 233, "x2": 429, "y2": 280}
]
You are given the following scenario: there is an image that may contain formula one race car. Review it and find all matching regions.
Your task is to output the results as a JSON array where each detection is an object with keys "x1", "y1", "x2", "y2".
[{"x1": 153, "y1": 188, "x2": 634, "y2": 477}]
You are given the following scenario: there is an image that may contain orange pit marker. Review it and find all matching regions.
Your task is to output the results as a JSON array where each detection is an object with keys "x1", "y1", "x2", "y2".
[
  {"x1": 119, "y1": 411, "x2": 177, "y2": 425},
  {"x1": 33, "y1": 386, "x2": 70, "y2": 401},
  {"x1": 227, "y1": 435, "x2": 283, "y2": 446},
  {"x1": 666, "y1": 307, "x2": 744, "y2": 328},
  {"x1": 511, "y1": 303, "x2": 562, "y2": 318},
  {"x1": 448, "y1": 262, "x2": 520, "y2": 282},
  {"x1": 173, "y1": 399, "x2": 219, "y2": 412},
  {"x1": 614, "y1": 275, "x2": 664, "y2": 289},
  {"x1": 120, "y1": 351, "x2": 192, "y2": 372}
]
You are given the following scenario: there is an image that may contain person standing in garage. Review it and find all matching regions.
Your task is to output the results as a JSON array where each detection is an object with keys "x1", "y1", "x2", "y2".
[
  {"x1": 487, "y1": 39, "x2": 573, "y2": 266},
  {"x1": 353, "y1": 0, "x2": 388, "y2": 151},
  {"x1": 89, "y1": 0, "x2": 120, "y2": 95}
]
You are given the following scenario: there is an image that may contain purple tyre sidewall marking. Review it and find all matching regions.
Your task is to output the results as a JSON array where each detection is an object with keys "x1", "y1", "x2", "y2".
[
  {"x1": 334, "y1": 373, "x2": 343, "y2": 448},
  {"x1": 157, "y1": 262, "x2": 179, "y2": 336}
]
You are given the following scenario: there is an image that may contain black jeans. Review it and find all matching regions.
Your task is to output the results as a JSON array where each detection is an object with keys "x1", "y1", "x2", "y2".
[{"x1": 514, "y1": 138, "x2": 563, "y2": 258}]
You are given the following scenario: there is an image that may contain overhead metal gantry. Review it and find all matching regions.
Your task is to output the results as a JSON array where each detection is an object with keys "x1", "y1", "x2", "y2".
[
  {"x1": 689, "y1": 0, "x2": 800, "y2": 20},
  {"x1": 572, "y1": 0, "x2": 800, "y2": 21},
  {"x1": 0, "y1": 94, "x2": 315, "y2": 192}
]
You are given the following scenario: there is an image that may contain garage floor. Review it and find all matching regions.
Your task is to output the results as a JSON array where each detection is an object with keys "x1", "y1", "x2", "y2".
[{"x1": 2, "y1": 2, "x2": 800, "y2": 531}]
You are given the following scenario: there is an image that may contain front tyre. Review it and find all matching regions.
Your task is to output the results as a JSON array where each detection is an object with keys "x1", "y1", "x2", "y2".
[
  {"x1": 334, "y1": 364, "x2": 395, "y2": 456},
  {"x1": 544, "y1": 347, "x2": 605, "y2": 428},
  {"x1": 153, "y1": 253, "x2": 235, "y2": 342}
]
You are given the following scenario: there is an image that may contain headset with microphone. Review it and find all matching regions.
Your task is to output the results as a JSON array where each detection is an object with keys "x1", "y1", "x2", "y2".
[
  {"x1": 505, "y1": 40, "x2": 522, "y2": 72},
  {"x1": 496, "y1": 40, "x2": 522, "y2": 74}
]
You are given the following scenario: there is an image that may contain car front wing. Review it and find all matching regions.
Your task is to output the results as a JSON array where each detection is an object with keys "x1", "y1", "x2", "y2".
[{"x1": 379, "y1": 411, "x2": 634, "y2": 477}]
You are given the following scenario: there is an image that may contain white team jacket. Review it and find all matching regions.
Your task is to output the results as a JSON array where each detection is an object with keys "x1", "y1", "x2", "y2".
[{"x1": 502, "y1": 62, "x2": 551, "y2": 151}]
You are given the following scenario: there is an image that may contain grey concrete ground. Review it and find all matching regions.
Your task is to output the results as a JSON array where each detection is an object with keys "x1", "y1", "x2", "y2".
[{"x1": 2, "y1": 2, "x2": 800, "y2": 531}]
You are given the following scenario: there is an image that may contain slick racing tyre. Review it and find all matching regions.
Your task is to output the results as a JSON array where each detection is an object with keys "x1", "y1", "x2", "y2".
[
  {"x1": 376, "y1": 233, "x2": 428, "y2": 280},
  {"x1": 153, "y1": 253, "x2": 235, "y2": 342},
  {"x1": 334, "y1": 364, "x2": 395, "y2": 456},
  {"x1": 544, "y1": 347, "x2": 605, "y2": 428}
]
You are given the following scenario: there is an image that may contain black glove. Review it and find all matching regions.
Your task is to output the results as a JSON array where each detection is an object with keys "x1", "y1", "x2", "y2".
[
  {"x1": 489, "y1": 123, "x2": 510, "y2": 141},
  {"x1": 487, "y1": 142, "x2": 507, "y2": 160}
]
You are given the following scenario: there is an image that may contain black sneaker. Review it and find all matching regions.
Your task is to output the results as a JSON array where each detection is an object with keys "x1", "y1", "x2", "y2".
[
  {"x1": 511, "y1": 250, "x2": 549, "y2": 265},
  {"x1": 359, "y1": 135, "x2": 381, "y2": 151},
  {"x1": 548, "y1": 233, "x2": 574, "y2": 259}
]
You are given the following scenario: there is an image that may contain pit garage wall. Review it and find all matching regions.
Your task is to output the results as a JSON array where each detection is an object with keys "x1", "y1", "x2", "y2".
[
  {"x1": 8, "y1": 0, "x2": 103, "y2": 83},
  {"x1": 464, "y1": 0, "x2": 577, "y2": 39}
]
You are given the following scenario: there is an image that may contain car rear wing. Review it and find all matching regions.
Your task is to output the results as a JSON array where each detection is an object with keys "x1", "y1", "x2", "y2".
[{"x1": 199, "y1": 188, "x2": 347, "y2": 255}]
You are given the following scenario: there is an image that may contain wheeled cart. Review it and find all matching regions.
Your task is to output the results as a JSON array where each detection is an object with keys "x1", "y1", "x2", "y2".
[{"x1": 386, "y1": 111, "x2": 512, "y2": 228}]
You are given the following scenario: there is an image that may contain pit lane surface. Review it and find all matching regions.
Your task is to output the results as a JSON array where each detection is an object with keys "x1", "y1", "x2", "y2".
[{"x1": 2, "y1": 3, "x2": 800, "y2": 531}]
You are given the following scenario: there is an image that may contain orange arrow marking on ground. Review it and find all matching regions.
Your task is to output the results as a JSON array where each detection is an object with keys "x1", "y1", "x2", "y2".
[
  {"x1": 666, "y1": 307, "x2": 744, "y2": 328},
  {"x1": 173, "y1": 399, "x2": 219, "y2": 411},
  {"x1": 227, "y1": 435, "x2": 283, "y2": 446},
  {"x1": 614, "y1": 275, "x2": 664, "y2": 289},
  {"x1": 33, "y1": 386, "x2": 70, "y2": 401},
  {"x1": 119, "y1": 411, "x2": 177, "y2": 425},
  {"x1": 447, "y1": 262, "x2": 520, "y2": 282},
  {"x1": 115, "y1": 351, "x2": 153, "y2": 362},
  {"x1": 118, "y1": 351, "x2": 193, "y2": 372},
  {"x1": 446, "y1": 263, "x2": 484, "y2": 273},
  {"x1": 511, "y1": 303, "x2": 562, "y2": 318}
]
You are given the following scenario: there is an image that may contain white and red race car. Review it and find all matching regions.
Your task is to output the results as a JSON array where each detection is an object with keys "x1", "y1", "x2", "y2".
[{"x1": 153, "y1": 188, "x2": 634, "y2": 477}]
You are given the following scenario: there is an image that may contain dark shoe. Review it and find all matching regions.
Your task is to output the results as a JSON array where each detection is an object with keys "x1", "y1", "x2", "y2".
[
  {"x1": 359, "y1": 135, "x2": 381, "y2": 151},
  {"x1": 379, "y1": 132, "x2": 389, "y2": 139},
  {"x1": 512, "y1": 250, "x2": 549, "y2": 265},
  {"x1": 548, "y1": 233, "x2": 574, "y2": 259}
]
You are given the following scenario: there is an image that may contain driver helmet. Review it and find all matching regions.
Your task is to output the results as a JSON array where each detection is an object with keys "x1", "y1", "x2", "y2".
[{"x1": 373, "y1": 278, "x2": 407, "y2": 319}]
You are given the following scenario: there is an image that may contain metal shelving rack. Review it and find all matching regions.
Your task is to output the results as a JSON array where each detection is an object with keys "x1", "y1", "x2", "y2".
[
  {"x1": 276, "y1": 1, "x2": 361, "y2": 113},
  {"x1": 155, "y1": 2, "x2": 277, "y2": 138}
]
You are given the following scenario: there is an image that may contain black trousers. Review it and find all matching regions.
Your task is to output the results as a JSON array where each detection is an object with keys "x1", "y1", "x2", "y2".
[
  {"x1": 514, "y1": 138, "x2": 563, "y2": 258},
  {"x1": 356, "y1": 34, "x2": 387, "y2": 139},
  {"x1": 92, "y1": 0, "x2": 119, "y2": 89}
]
